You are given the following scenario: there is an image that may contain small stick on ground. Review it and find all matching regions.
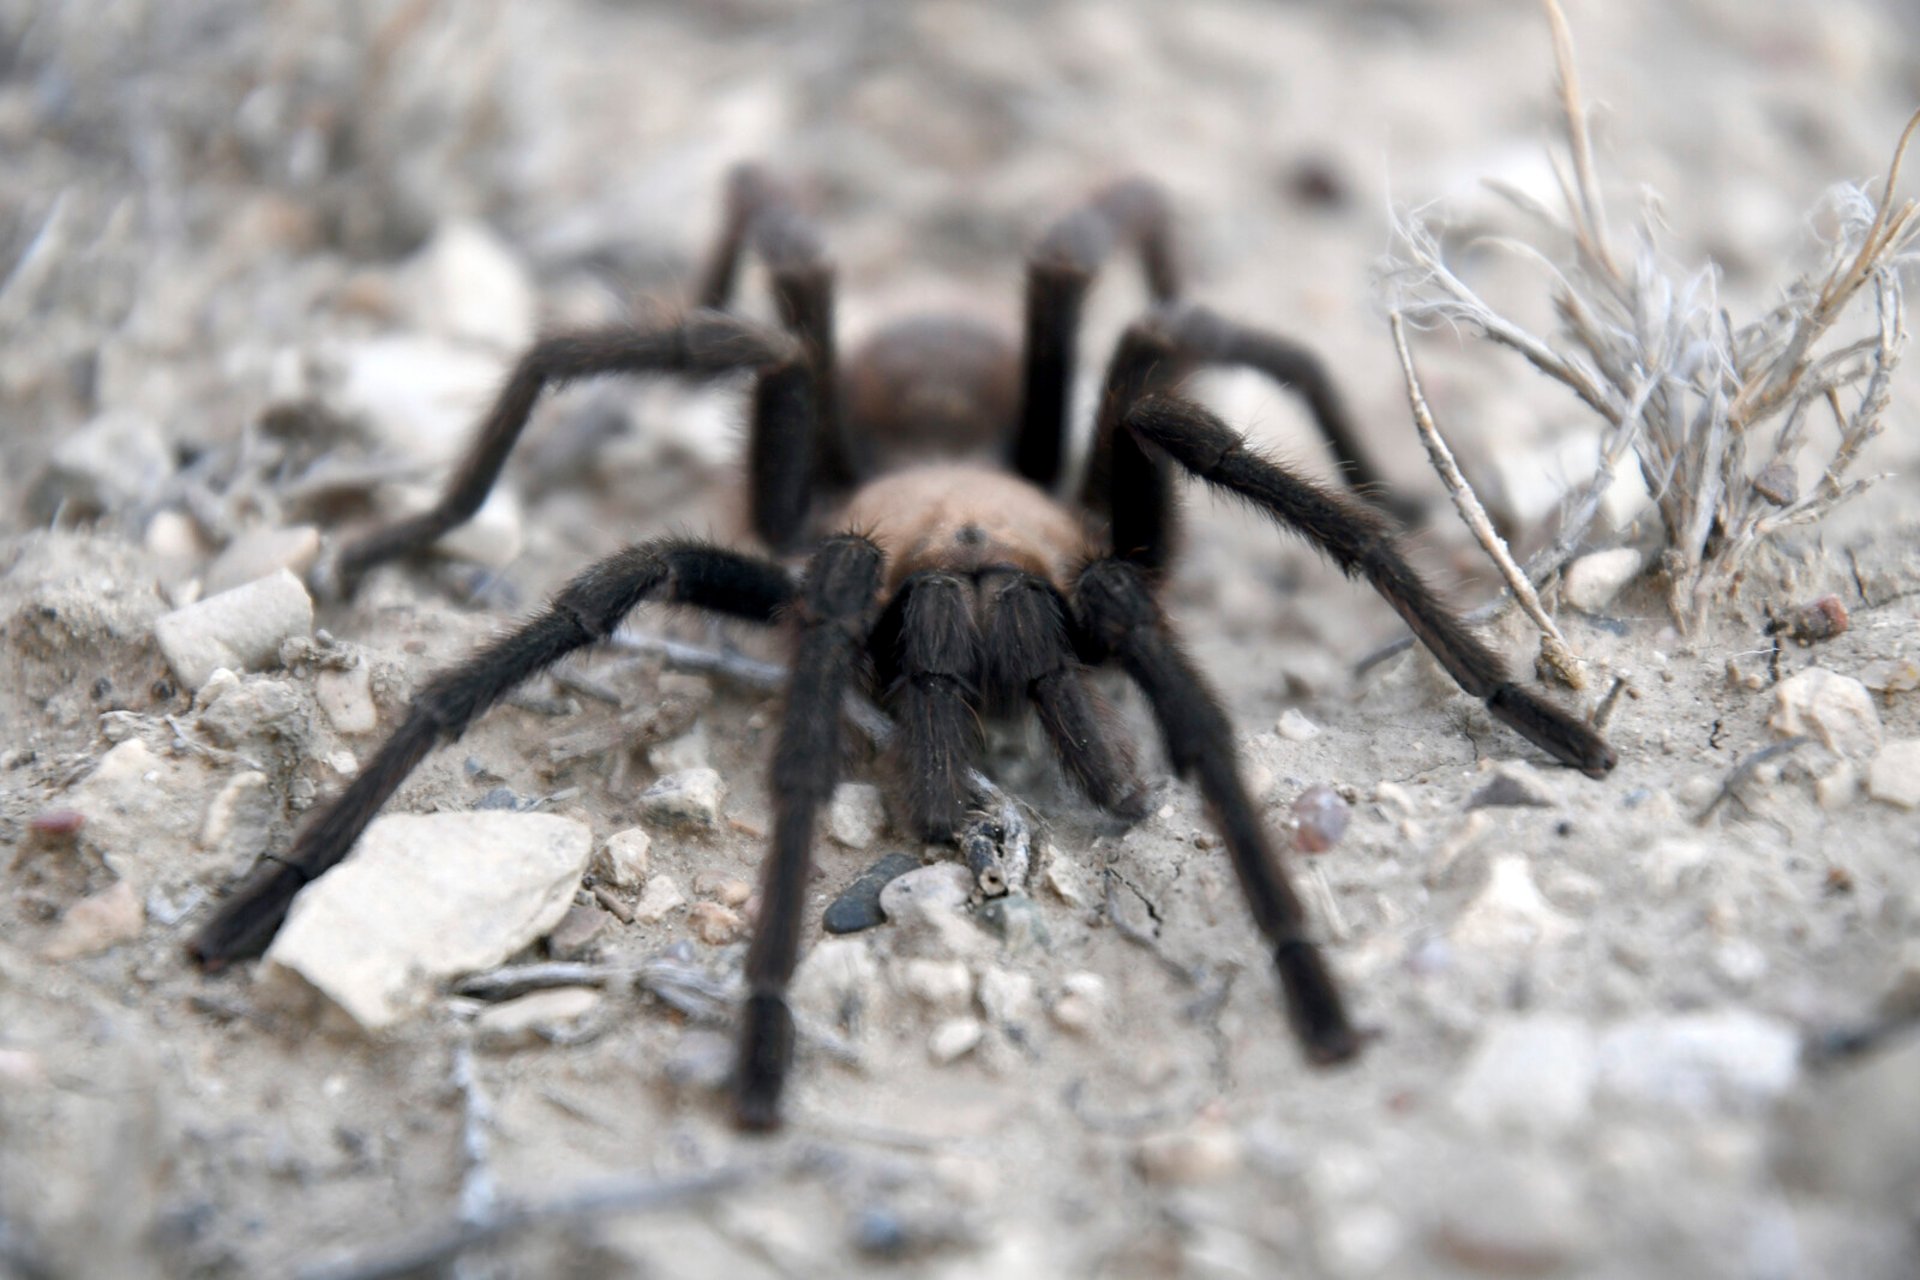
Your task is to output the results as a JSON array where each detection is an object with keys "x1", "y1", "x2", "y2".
[{"x1": 1390, "y1": 311, "x2": 1585, "y2": 688}]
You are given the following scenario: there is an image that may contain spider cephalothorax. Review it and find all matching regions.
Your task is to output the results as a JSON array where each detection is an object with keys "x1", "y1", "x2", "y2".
[{"x1": 190, "y1": 166, "x2": 1614, "y2": 1130}]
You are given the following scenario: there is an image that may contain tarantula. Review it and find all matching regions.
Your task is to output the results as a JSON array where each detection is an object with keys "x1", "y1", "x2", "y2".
[{"x1": 190, "y1": 166, "x2": 1615, "y2": 1130}]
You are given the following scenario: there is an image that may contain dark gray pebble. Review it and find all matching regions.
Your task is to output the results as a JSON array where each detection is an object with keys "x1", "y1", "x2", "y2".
[{"x1": 824, "y1": 852, "x2": 921, "y2": 934}]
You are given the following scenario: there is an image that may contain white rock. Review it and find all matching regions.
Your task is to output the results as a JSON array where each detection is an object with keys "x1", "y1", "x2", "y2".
[
  {"x1": 1451, "y1": 1015, "x2": 1597, "y2": 1135},
  {"x1": 595, "y1": 828, "x2": 652, "y2": 889},
  {"x1": 262, "y1": 812, "x2": 592, "y2": 1029},
  {"x1": 474, "y1": 987, "x2": 602, "y2": 1050},
  {"x1": 337, "y1": 334, "x2": 508, "y2": 466},
  {"x1": 144, "y1": 510, "x2": 206, "y2": 561},
  {"x1": 31, "y1": 410, "x2": 171, "y2": 521},
  {"x1": 154, "y1": 569, "x2": 313, "y2": 690},
  {"x1": 828, "y1": 782, "x2": 887, "y2": 849},
  {"x1": 1135, "y1": 1122, "x2": 1243, "y2": 1185},
  {"x1": 1597, "y1": 1009, "x2": 1801, "y2": 1114},
  {"x1": 1276, "y1": 709, "x2": 1322, "y2": 742},
  {"x1": 1866, "y1": 739, "x2": 1920, "y2": 809},
  {"x1": 197, "y1": 675, "x2": 306, "y2": 747},
  {"x1": 203, "y1": 525, "x2": 320, "y2": 595},
  {"x1": 1561, "y1": 547, "x2": 1644, "y2": 611},
  {"x1": 646, "y1": 724, "x2": 709, "y2": 774},
  {"x1": 42, "y1": 880, "x2": 144, "y2": 960},
  {"x1": 403, "y1": 219, "x2": 536, "y2": 352},
  {"x1": 314, "y1": 661, "x2": 379, "y2": 735},
  {"x1": 68, "y1": 738, "x2": 216, "y2": 890},
  {"x1": 1449, "y1": 856, "x2": 1577, "y2": 951},
  {"x1": 928, "y1": 1016, "x2": 985, "y2": 1063},
  {"x1": 688, "y1": 901, "x2": 743, "y2": 944},
  {"x1": 901, "y1": 958, "x2": 974, "y2": 1015},
  {"x1": 639, "y1": 768, "x2": 726, "y2": 829},
  {"x1": 879, "y1": 862, "x2": 973, "y2": 925},
  {"x1": 1770, "y1": 667, "x2": 1882, "y2": 760},
  {"x1": 632, "y1": 874, "x2": 687, "y2": 923}
]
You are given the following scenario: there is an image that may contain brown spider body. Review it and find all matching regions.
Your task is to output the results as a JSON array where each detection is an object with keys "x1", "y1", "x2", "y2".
[{"x1": 191, "y1": 166, "x2": 1614, "y2": 1132}]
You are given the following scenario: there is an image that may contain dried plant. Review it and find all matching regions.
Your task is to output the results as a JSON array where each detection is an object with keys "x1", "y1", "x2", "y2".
[{"x1": 1384, "y1": 0, "x2": 1920, "y2": 632}]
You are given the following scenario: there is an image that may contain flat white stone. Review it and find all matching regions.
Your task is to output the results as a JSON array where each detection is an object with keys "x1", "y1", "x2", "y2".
[
  {"x1": 1561, "y1": 547, "x2": 1643, "y2": 611},
  {"x1": 639, "y1": 768, "x2": 726, "y2": 829},
  {"x1": 632, "y1": 874, "x2": 686, "y2": 923},
  {"x1": 1597, "y1": 1009, "x2": 1801, "y2": 1113},
  {"x1": 595, "y1": 827, "x2": 652, "y2": 889},
  {"x1": 262, "y1": 812, "x2": 592, "y2": 1030},
  {"x1": 154, "y1": 569, "x2": 313, "y2": 690},
  {"x1": 1866, "y1": 739, "x2": 1920, "y2": 809},
  {"x1": 474, "y1": 987, "x2": 602, "y2": 1050},
  {"x1": 315, "y1": 662, "x2": 379, "y2": 735},
  {"x1": 1771, "y1": 667, "x2": 1882, "y2": 760}
]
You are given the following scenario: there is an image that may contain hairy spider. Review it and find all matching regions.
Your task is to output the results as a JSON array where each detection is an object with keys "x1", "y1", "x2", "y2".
[{"x1": 190, "y1": 166, "x2": 1615, "y2": 1130}]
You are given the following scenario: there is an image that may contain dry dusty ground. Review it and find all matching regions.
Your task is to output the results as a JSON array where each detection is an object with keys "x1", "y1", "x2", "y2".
[{"x1": 2, "y1": 1, "x2": 1919, "y2": 1277}]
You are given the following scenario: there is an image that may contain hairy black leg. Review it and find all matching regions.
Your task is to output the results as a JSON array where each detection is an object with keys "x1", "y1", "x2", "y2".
[
  {"x1": 1072, "y1": 559, "x2": 1358, "y2": 1064},
  {"x1": 1084, "y1": 319, "x2": 1191, "y2": 568},
  {"x1": 1122, "y1": 393, "x2": 1616, "y2": 776},
  {"x1": 982, "y1": 572, "x2": 1147, "y2": 819},
  {"x1": 1015, "y1": 178, "x2": 1180, "y2": 491},
  {"x1": 691, "y1": 163, "x2": 852, "y2": 492},
  {"x1": 334, "y1": 315, "x2": 815, "y2": 593},
  {"x1": 1142, "y1": 304, "x2": 1410, "y2": 520},
  {"x1": 736, "y1": 535, "x2": 882, "y2": 1131},
  {"x1": 190, "y1": 539, "x2": 796, "y2": 967},
  {"x1": 878, "y1": 572, "x2": 983, "y2": 843}
]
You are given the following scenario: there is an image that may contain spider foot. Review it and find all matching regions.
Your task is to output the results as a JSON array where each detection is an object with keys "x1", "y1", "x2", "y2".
[{"x1": 733, "y1": 992, "x2": 795, "y2": 1132}]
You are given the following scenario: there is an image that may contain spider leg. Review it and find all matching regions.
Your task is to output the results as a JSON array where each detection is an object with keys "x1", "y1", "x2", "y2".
[
  {"x1": 1121, "y1": 393, "x2": 1616, "y2": 776},
  {"x1": 736, "y1": 534, "x2": 883, "y2": 1131},
  {"x1": 692, "y1": 163, "x2": 853, "y2": 491},
  {"x1": 189, "y1": 538, "x2": 795, "y2": 967},
  {"x1": 1084, "y1": 304, "x2": 1416, "y2": 537},
  {"x1": 1014, "y1": 178, "x2": 1180, "y2": 491},
  {"x1": 333, "y1": 315, "x2": 818, "y2": 595},
  {"x1": 1071, "y1": 558, "x2": 1358, "y2": 1065},
  {"x1": 981, "y1": 572, "x2": 1148, "y2": 820},
  {"x1": 876, "y1": 572, "x2": 984, "y2": 843}
]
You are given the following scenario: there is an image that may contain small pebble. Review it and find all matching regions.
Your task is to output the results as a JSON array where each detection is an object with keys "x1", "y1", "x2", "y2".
[
  {"x1": 902, "y1": 958, "x2": 975, "y2": 1015},
  {"x1": 154, "y1": 569, "x2": 314, "y2": 691},
  {"x1": 1771, "y1": 667, "x2": 1882, "y2": 760},
  {"x1": 688, "y1": 900, "x2": 743, "y2": 944},
  {"x1": 638, "y1": 768, "x2": 726, "y2": 829},
  {"x1": 403, "y1": 218, "x2": 536, "y2": 352},
  {"x1": 1865, "y1": 739, "x2": 1920, "y2": 809},
  {"x1": 43, "y1": 880, "x2": 144, "y2": 960},
  {"x1": 928, "y1": 1016, "x2": 984, "y2": 1063},
  {"x1": 633, "y1": 875, "x2": 687, "y2": 924},
  {"x1": 1562, "y1": 547, "x2": 1643, "y2": 611},
  {"x1": 546, "y1": 903, "x2": 613, "y2": 958},
  {"x1": 824, "y1": 852, "x2": 920, "y2": 934},
  {"x1": 1135, "y1": 1122, "x2": 1243, "y2": 1185},
  {"x1": 1597, "y1": 1009, "x2": 1800, "y2": 1113},
  {"x1": 1276, "y1": 709, "x2": 1321, "y2": 742},
  {"x1": 878, "y1": 862, "x2": 973, "y2": 927},
  {"x1": 1778, "y1": 595, "x2": 1849, "y2": 644},
  {"x1": 1293, "y1": 784, "x2": 1351, "y2": 853},
  {"x1": 828, "y1": 782, "x2": 888, "y2": 849},
  {"x1": 596, "y1": 828, "x2": 652, "y2": 889},
  {"x1": 474, "y1": 987, "x2": 601, "y2": 1050}
]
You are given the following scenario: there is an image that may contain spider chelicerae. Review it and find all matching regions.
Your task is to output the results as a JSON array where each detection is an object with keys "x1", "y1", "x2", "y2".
[{"x1": 190, "y1": 166, "x2": 1616, "y2": 1130}]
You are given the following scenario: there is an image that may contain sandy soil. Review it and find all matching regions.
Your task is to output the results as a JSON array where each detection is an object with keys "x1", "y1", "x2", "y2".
[{"x1": 3, "y1": 2, "x2": 1918, "y2": 1276}]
